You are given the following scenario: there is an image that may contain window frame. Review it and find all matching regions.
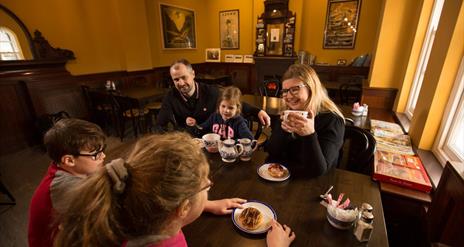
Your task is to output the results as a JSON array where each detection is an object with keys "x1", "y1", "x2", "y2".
[
  {"x1": 433, "y1": 56, "x2": 464, "y2": 165},
  {"x1": 0, "y1": 27, "x2": 24, "y2": 60},
  {"x1": 405, "y1": 0, "x2": 444, "y2": 119}
]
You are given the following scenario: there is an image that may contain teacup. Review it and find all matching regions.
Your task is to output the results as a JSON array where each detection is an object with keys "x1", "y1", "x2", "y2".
[
  {"x1": 283, "y1": 110, "x2": 308, "y2": 121},
  {"x1": 202, "y1": 133, "x2": 221, "y2": 153}
]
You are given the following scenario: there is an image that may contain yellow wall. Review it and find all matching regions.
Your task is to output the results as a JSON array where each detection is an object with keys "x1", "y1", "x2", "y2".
[
  {"x1": 0, "y1": 9, "x2": 33, "y2": 59},
  {"x1": 369, "y1": 0, "x2": 424, "y2": 89},
  {"x1": 395, "y1": 0, "x2": 434, "y2": 112},
  {"x1": 146, "y1": 0, "x2": 208, "y2": 67},
  {"x1": 299, "y1": 0, "x2": 382, "y2": 65},
  {"x1": 205, "y1": 0, "x2": 254, "y2": 60},
  {"x1": 2, "y1": 0, "x2": 382, "y2": 73},
  {"x1": 409, "y1": 0, "x2": 464, "y2": 149}
]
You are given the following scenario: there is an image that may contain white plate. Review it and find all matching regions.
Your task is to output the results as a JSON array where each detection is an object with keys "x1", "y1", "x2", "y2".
[
  {"x1": 257, "y1": 163, "x2": 290, "y2": 182},
  {"x1": 232, "y1": 200, "x2": 277, "y2": 234}
]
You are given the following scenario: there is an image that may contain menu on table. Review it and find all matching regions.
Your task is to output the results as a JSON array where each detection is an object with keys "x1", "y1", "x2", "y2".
[{"x1": 370, "y1": 119, "x2": 432, "y2": 193}]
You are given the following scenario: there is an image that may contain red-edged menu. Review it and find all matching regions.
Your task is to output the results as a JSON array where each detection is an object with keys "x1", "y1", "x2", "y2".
[{"x1": 373, "y1": 150, "x2": 432, "y2": 193}]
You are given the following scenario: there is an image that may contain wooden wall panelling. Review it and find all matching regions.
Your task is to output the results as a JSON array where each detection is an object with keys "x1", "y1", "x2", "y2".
[
  {"x1": 312, "y1": 65, "x2": 370, "y2": 82},
  {"x1": 361, "y1": 87, "x2": 398, "y2": 110},
  {"x1": 228, "y1": 63, "x2": 253, "y2": 94},
  {"x1": 427, "y1": 161, "x2": 464, "y2": 246},
  {"x1": 194, "y1": 62, "x2": 256, "y2": 94},
  {"x1": 0, "y1": 80, "x2": 36, "y2": 154}
]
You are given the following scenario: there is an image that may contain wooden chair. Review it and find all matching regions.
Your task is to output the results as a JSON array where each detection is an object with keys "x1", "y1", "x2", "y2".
[
  {"x1": 339, "y1": 82, "x2": 362, "y2": 105},
  {"x1": 112, "y1": 95, "x2": 149, "y2": 140},
  {"x1": 427, "y1": 161, "x2": 464, "y2": 246},
  {"x1": 244, "y1": 114, "x2": 267, "y2": 148},
  {"x1": 144, "y1": 101, "x2": 162, "y2": 132},
  {"x1": 81, "y1": 86, "x2": 118, "y2": 134},
  {"x1": 338, "y1": 125, "x2": 376, "y2": 175}
]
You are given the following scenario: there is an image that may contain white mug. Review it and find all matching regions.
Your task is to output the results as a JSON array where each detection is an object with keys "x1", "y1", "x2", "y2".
[
  {"x1": 202, "y1": 133, "x2": 221, "y2": 153},
  {"x1": 283, "y1": 110, "x2": 308, "y2": 121}
]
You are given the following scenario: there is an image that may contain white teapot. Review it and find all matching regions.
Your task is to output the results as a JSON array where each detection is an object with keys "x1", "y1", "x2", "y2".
[
  {"x1": 218, "y1": 139, "x2": 243, "y2": 163},
  {"x1": 238, "y1": 138, "x2": 258, "y2": 161}
]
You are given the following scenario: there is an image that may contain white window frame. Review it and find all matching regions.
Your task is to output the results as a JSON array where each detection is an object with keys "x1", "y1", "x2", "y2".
[
  {"x1": 433, "y1": 56, "x2": 464, "y2": 165},
  {"x1": 0, "y1": 27, "x2": 24, "y2": 60},
  {"x1": 405, "y1": 0, "x2": 444, "y2": 119}
]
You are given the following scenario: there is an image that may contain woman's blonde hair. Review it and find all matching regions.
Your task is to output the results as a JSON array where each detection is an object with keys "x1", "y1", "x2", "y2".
[
  {"x1": 54, "y1": 132, "x2": 209, "y2": 246},
  {"x1": 282, "y1": 64, "x2": 344, "y2": 119},
  {"x1": 218, "y1": 86, "x2": 242, "y2": 115}
]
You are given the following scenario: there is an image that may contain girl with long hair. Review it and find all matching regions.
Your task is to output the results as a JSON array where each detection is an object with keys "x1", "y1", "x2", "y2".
[
  {"x1": 55, "y1": 132, "x2": 295, "y2": 246},
  {"x1": 265, "y1": 64, "x2": 345, "y2": 177}
]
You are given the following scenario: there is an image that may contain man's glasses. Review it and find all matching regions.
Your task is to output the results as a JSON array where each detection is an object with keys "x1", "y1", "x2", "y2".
[
  {"x1": 75, "y1": 144, "x2": 106, "y2": 161},
  {"x1": 280, "y1": 84, "x2": 306, "y2": 98}
]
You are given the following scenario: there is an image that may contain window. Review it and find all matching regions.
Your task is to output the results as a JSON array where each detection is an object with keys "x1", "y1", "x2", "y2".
[
  {"x1": 405, "y1": 0, "x2": 444, "y2": 119},
  {"x1": 0, "y1": 27, "x2": 24, "y2": 60},
  {"x1": 433, "y1": 57, "x2": 464, "y2": 165}
]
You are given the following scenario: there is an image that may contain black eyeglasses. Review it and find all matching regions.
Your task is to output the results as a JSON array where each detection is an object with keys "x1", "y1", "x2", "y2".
[
  {"x1": 75, "y1": 144, "x2": 106, "y2": 161},
  {"x1": 280, "y1": 84, "x2": 306, "y2": 97},
  {"x1": 186, "y1": 180, "x2": 214, "y2": 199}
]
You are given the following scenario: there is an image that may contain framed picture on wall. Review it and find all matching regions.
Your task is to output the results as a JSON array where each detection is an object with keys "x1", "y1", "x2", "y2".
[
  {"x1": 219, "y1": 9, "x2": 239, "y2": 49},
  {"x1": 323, "y1": 0, "x2": 362, "y2": 49},
  {"x1": 205, "y1": 48, "x2": 221, "y2": 62},
  {"x1": 160, "y1": 4, "x2": 196, "y2": 49},
  {"x1": 266, "y1": 23, "x2": 284, "y2": 55}
]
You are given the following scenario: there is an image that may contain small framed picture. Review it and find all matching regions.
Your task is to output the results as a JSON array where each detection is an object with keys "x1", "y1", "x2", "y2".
[
  {"x1": 243, "y1": 55, "x2": 254, "y2": 63},
  {"x1": 233, "y1": 55, "x2": 243, "y2": 63},
  {"x1": 224, "y1": 54, "x2": 234, "y2": 62},
  {"x1": 205, "y1": 48, "x2": 221, "y2": 62}
]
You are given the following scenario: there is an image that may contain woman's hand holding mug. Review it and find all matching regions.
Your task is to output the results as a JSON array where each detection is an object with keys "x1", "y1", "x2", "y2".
[{"x1": 281, "y1": 110, "x2": 315, "y2": 136}]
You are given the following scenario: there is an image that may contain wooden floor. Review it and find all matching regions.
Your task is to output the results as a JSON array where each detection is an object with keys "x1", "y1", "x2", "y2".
[{"x1": 0, "y1": 136, "x2": 137, "y2": 247}]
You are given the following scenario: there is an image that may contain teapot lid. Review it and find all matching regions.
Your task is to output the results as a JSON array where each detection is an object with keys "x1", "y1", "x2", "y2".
[{"x1": 223, "y1": 138, "x2": 235, "y2": 144}]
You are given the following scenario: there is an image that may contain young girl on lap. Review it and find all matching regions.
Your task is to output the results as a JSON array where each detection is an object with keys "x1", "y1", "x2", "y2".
[
  {"x1": 55, "y1": 132, "x2": 294, "y2": 246},
  {"x1": 186, "y1": 86, "x2": 254, "y2": 140}
]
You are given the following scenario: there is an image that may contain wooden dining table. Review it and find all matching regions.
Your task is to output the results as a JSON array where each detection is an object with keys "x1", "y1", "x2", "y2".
[
  {"x1": 240, "y1": 94, "x2": 432, "y2": 222},
  {"x1": 183, "y1": 150, "x2": 389, "y2": 246}
]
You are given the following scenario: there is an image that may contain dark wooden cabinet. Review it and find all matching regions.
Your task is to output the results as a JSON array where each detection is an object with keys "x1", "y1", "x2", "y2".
[{"x1": 255, "y1": 0, "x2": 296, "y2": 57}]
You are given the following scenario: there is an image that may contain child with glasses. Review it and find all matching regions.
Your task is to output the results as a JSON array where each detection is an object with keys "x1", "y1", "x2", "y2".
[
  {"x1": 54, "y1": 132, "x2": 295, "y2": 246},
  {"x1": 28, "y1": 118, "x2": 107, "y2": 247},
  {"x1": 265, "y1": 64, "x2": 345, "y2": 178},
  {"x1": 186, "y1": 86, "x2": 254, "y2": 140}
]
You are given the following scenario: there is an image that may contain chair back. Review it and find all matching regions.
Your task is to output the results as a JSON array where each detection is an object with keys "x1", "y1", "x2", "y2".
[
  {"x1": 338, "y1": 125, "x2": 376, "y2": 175},
  {"x1": 243, "y1": 114, "x2": 267, "y2": 147},
  {"x1": 339, "y1": 83, "x2": 362, "y2": 105},
  {"x1": 259, "y1": 78, "x2": 280, "y2": 97}
]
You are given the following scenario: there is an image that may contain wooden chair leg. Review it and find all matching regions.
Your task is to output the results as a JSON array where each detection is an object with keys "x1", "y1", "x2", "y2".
[{"x1": 0, "y1": 181, "x2": 16, "y2": 205}]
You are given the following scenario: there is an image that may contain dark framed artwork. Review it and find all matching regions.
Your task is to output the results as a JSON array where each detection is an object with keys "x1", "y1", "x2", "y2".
[
  {"x1": 323, "y1": 0, "x2": 362, "y2": 49},
  {"x1": 159, "y1": 4, "x2": 196, "y2": 49},
  {"x1": 219, "y1": 9, "x2": 239, "y2": 49}
]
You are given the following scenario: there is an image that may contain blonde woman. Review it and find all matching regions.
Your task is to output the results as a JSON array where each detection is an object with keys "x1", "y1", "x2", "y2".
[
  {"x1": 265, "y1": 64, "x2": 345, "y2": 177},
  {"x1": 55, "y1": 133, "x2": 295, "y2": 246}
]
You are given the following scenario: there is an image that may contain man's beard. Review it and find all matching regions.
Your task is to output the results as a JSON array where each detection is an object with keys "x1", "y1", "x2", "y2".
[{"x1": 178, "y1": 84, "x2": 192, "y2": 96}]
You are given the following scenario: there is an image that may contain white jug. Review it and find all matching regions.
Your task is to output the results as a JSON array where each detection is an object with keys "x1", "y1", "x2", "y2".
[
  {"x1": 218, "y1": 139, "x2": 243, "y2": 163},
  {"x1": 238, "y1": 138, "x2": 258, "y2": 161}
]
